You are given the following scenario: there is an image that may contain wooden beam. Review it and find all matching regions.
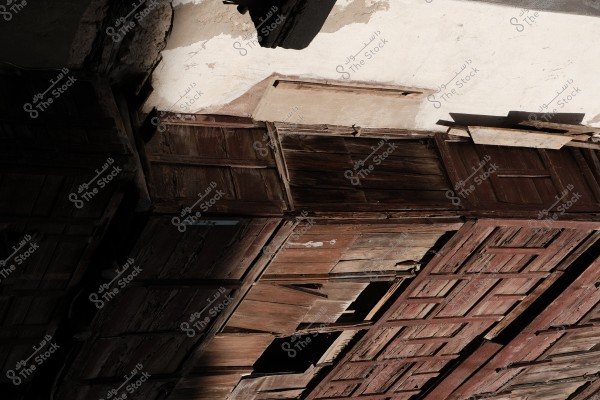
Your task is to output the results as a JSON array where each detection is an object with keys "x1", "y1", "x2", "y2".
[
  {"x1": 426, "y1": 272, "x2": 549, "y2": 280},
  {"x1": 158, "y1": 113, "x2": 265, "y2": 128},
  {"x1": 348, "y1": 354, "x2": 457, "y2": 367},
  {"x1": 477, "y1": 218, "x2": 600, "y2": 230},
  {"x1": 535, "y1": 323, "x2": 600, "y2": 335},
  {"x1": 385, "y1": 316, "x2": 503, "y2": 327},
  {"x1": 566, "y1": 141, "x2": 600, "y2": 150},
  {"x1": 486, "y1": 247, "x2": 545, "y2": 255},
  {"x1": 275, "y1": 122, "x2": 435, "y2": 140},
  {"x1": 129, "y1": 279, "x2": 243, "y2": 289},
  {"x1": 261, "y1": 270, "x2": 415, "y2": 283},
  {"x1": 267, "y1": 122, "x2": 295, "y2": 211},
  {"x1": 152, "y1": 199, "x2": 285, "y2": 217},
  {"x1": 288, "y1": 321, "x2": 373, "y2": 336},
  {"x1": 365, "y1": 280, "x2": 403, "y2": 320},
  {"x1": 146, "y1": 154, "x2": 276, "y2": 169}
]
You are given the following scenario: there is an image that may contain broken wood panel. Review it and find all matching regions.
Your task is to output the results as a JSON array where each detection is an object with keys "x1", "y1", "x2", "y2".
[
  {"x1": 196, "y1": 333, "x2": 274, "y2": 367},
  {"x1": 303, "y1": 299, "x2": 352, "y2": 323},
  {"x1": 245, "y1": 283, "x2": 324, "y2": 307},
  {"x1": 226, "y1": 299, "x2": 310, "y2": 334}
]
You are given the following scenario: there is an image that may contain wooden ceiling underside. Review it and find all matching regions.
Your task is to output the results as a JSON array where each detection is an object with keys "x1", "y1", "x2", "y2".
[{"x1": 3, "y1": 100, "x2": 600, "y2": 400}]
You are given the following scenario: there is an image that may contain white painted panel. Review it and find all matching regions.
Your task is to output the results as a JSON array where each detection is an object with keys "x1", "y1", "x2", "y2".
[{"x1": 253, "y1": 79, "x2": 430, "y2": 129}]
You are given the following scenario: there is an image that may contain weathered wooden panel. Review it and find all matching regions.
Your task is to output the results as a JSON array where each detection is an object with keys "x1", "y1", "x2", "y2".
[
  {"x1": 307, "y1": 220, "x2": 600, "y2": 400},
  {"x1": 281, "y1": 135, "x2": 452, "y2": 211},
  {"x1": 145, "y1": 124, "x2": 287, "y2": 215},
  {"x1": 447, "y1": 251, "x2": 600, "y2": 400},
  {"x1": 436, "y1": 133, "x2": 600, "y2": 212}
]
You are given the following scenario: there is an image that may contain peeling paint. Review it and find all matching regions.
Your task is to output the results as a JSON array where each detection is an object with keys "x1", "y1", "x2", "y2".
[
  {"x1": 287, "y1": 241, "x2": 325, "y2": 248},
  {"x1": 166, "y1": 1, "x2": 252, "y2": 50},
  {"x1": 302, "y1": 241, "x2": 324, "y2": 248}
]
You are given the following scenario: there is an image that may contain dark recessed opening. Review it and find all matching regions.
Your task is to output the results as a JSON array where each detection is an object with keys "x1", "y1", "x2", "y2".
[{"x1": 254, "y1": 332, "x2": 341, "y2": 374}]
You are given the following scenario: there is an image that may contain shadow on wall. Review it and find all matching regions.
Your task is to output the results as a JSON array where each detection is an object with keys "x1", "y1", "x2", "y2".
[
  {"x1": 223, "y1": 0, "x2": 337, "y2": 49},
  {"x1": 443, "y1": 111, "x2": 586, "y2": 128},
  {"x1": 460, "y1": 0, "x2": 600, "y2": 17}
]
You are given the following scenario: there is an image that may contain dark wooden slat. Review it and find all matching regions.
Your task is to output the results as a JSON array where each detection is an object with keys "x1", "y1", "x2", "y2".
[{"x1": 147, "y1": 154, "x2": 276, "y2": 168}]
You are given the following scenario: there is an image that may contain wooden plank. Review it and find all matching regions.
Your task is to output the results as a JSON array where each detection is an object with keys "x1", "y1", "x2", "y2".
[
  {"x1": 275, "y1": 122, "x2": 434, "y2": 140},
  {"x1": 423, "y1": 341, "x2": 503, "y2": 400},
  {"x1": 517, "y1": 121, "x2": 600, "y2": 135},
  {"x1": 469, "y1": 126, "x2": 573, "y2": 149},
  {"x1": 349, "y1": 354, "x2": 457, "y2": 367},
  {"x1": 254, "y1": 79, "x2": 428, "y2": 129},
  {"x1": 426, "y1": 272, "x2": 548, "y2": 280},
  {"x1": 486, "y1": 247, "x2": 546, "y2": 255},
  {"x1": 566, "y1": 141, "x2": 600, "y2": 150}
]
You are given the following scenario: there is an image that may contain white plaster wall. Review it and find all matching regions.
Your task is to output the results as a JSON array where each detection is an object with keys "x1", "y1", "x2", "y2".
[{"x1": 144, "y1": 0, "x2": 600, "y2": 131}]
